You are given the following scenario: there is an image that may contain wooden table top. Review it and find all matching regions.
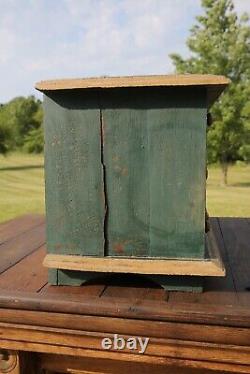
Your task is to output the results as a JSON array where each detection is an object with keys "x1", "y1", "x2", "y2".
[
  {"x1": 0, "y1": 214, "x2": 249, "y2": 327},
  {"x1": 1, "y1": 214, "x2": 250, "y2": 374}
]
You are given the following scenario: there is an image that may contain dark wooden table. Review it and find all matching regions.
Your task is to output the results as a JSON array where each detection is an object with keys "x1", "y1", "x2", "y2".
[{"x1": 0, "y1": 215, "x2": 249, "y2": 374}]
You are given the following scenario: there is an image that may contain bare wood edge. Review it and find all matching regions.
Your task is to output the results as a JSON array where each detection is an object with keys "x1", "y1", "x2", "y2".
[
  {"x1": 43, "y1": 223, "x2": 225, "y2": 277},
  {"x1": 35, "y1": 74, "x2": 230, "y2": 91},
  {"x1": 43, "y1": 255, "x2": 225, "y2": 277}
]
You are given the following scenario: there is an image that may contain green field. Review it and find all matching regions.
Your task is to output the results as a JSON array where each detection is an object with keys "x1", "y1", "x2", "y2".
[
  {"x1": 0, "y1": 153, "x2": 249, "y2": 223},
  {"x1": 0, "y1": 153, "x2": 45, "y2": 223}
]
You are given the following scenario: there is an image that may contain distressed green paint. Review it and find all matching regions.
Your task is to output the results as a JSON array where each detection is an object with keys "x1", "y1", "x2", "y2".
[
  {"x1": 48, "y1": 269, "x2": 58, "y2": 285},
  {"x1": 44, "y1": 90, "x2": 105, "y2": 256},
  {"x1": 147, "y1": 92, "x2": 206, "y2": 258},
  {"x1": 102, "y1": 90, "x2": 150, "y2": 257},
  {"x1": 103, "y1": 87, "x2": 207, "y2": 258},
  {"x1": 44, "y1": 86, "x2": 208, "y2": 290}
]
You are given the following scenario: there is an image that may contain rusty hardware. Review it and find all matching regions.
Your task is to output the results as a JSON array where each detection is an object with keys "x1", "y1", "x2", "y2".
[{"x1": 0, "y1": 350, "x2": 18, "y2": 373}]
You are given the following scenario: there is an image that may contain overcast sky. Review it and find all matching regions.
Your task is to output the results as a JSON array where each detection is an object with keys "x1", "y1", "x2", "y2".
[{"x1": 0, "y1": 0, "x2": 249, "y2": 103}]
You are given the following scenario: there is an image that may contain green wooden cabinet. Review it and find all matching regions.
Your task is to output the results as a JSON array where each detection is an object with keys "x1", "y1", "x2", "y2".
[{"x1": 36, "y1": 75, "x2": 229, "y2": 290}]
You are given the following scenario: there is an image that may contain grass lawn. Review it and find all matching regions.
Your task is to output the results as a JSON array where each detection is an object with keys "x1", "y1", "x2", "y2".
[
  {"x1": 0, "y1": 153, "x2": 249, "y2": 223},
  {"x1": 0, "y1": 153, "x2": 45, "y2": 223},
  {"x1": 206, "y1": 162, "x2": 250, "y2": 217}
]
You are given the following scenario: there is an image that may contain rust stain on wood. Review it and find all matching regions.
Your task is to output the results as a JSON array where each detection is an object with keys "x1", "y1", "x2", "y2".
[{"x1": 114, "y1": 242, "x2": 125, "y2": 254}]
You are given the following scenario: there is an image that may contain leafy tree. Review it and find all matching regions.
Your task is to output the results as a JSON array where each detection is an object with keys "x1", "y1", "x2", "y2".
[
  {"x1": 23, "y1": 105, "x2": 44, "y2": 153},
  {"x1": 170, "y1": 0, "x2": 250, "y2": 184},
  {"x1": 0, "y1": 123, "x2": 12, "y2": 154},
  {"x1": 0, "y1": 104, "x2": 15, "y2": 153},
  {"x1": 23, "y1": 126, "x2": 44, "y2": 153},
  {"x1": 0, "y1": 96, "x2": 43, "y2": 154},
  {"x1": 11, "y1": 96, "x2": 42, "y2": 147},
  {"x1": 238, "y1": 85, "x2": 250, "y2": 162}
]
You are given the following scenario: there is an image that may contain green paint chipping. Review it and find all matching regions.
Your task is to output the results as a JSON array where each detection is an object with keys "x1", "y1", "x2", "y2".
[
  {"x1": 102, "y1": 87, "x2": 207, "y2": 258},
  {"x1": 43, "y1": 86, "x2": 207, "y2": 265},
  {"x1": 44, "y1": 91, "x2": 105, "y2": 256}
]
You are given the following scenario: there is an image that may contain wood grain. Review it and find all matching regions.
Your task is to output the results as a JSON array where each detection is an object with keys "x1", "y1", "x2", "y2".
[
  {"x1": 43, "y1": 254, "x2": 225, "y2": 276},
  {"x1": 40, "y1": 283, "x2": 105, "y2": 297},
  {"x1": 102, "y1": 90, "x2": 150, "y2": 258},
  {"x1": 0, "y1": 246, "x2": 47, "y2": 292},
  {"x1": 43, "y1": 91, "x2": 105, "y2": 257},
  {"x1": 0, "y1": 289, "x2": 249, "y2": 327},
  {"x1": 0, "y1": 224, "x2": 45, "y2": 274},
  {"x1": 0, "y1": 215, "x2": 250, "y2": 374},
  {"x1": 39, "y1": 353, "x2": 250, "y2": 374},
  {"x1": 0, "y1": 214, "x2": 44, "y2": 245},
  {"x1": 35, "y1": 74, "x2": 230, "y2": 90},
  {"x1": 102, "y1": 88, "x2": 207, "y2": 259},
  {"x1": 35, "y1": 74, "x2": 230, "y2": 109},
  {"x1": 1, "y1": 341, "x2": 248, "y2": 373},
  {"x1": 219, "y1": 218, "x2": 250, "y2": 306},
  {"x1": 1, "y1": 309, "x2": 249, "y2": 346},
  {"x1": 0, "y1": 322, "x2": 250, "y2": 364}
]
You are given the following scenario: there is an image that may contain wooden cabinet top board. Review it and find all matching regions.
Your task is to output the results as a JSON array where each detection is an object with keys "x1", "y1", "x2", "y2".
[
  {"x1": 36, "y1": 74, "x2": 229, "y2": 289},
  {"x1": 36, "y1": 74, "x2": 230, "y2": 108}
]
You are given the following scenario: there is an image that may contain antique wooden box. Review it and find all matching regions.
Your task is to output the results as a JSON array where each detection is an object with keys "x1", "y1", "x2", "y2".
[{"x1": 36, "y1": 75, "x2": 229, "y2": 291}]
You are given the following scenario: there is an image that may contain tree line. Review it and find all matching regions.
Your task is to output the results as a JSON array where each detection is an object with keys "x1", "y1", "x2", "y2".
[{"x1": 0, "y1": 96, "x2": 43, "y2": 154}]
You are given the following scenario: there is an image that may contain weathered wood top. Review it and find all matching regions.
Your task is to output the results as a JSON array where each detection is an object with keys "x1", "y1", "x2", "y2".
[
  {"x1": 0, "y1": 214, "x2": 249, "y2": 327},
  {"x1": 35, "y1": 74, "x2": 230, "y2": 107}
]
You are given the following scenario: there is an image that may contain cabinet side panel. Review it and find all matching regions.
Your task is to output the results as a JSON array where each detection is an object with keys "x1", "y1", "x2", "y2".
[
  {"x1": 103, "y1": 87, "x2": 207, "y2": 258},
  {"x1": 44, "y1": 91, "x2": 105, "y2": 256}
]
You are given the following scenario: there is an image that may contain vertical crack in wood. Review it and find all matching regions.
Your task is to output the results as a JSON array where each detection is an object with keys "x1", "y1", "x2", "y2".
[{"x1": 100, "y1": 108, "x2": 109, "y2": 256}]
